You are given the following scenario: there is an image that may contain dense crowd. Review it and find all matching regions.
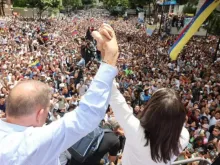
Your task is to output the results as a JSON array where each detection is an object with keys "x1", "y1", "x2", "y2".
[{"x1": 0, "y1": 11, "x2": 220, "y2": 165}]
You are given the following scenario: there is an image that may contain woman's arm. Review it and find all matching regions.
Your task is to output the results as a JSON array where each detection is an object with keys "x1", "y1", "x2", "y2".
[{"x1": 110, "y1": 82, "x2": 142, "y2": 139}]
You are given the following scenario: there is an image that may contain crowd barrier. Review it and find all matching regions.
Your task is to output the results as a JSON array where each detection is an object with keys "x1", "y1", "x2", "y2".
[{"x1": 172, "y1": 157, "x2": 211, "y2": 165}]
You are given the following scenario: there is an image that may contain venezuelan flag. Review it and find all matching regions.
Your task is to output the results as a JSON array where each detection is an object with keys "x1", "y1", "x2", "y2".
[
  {"x1": 169, "y1": 0, "x2": 220, "y2": 60},
  {"x1": 146, "y1": 25, "x2": 157, "y2": 36},
  {"x1": 42, "y1": 33, "x2": 49, "y2": 41},
  {"x1": 29, "y1": 60, "x2": 42, "y2": 70}
]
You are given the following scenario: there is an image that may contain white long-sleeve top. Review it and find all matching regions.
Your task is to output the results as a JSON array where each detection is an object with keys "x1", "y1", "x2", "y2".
[{"x1": 110, "y1": 83, "x2": 189, "y2": 165}]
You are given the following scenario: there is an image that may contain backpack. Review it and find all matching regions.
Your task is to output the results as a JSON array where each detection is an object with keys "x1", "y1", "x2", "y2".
[{"x1": 68, "y1": 127, "x2": 112, "y2": 163}]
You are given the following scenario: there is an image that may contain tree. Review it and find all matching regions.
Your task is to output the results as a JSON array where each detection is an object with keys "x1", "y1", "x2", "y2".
[
  {"x1": 130, "y1": 0, "x2": 146, "y2": 6},
  {"x1": 182, "y1": 3, "x2": 197, "y2": 15},
  {"x1": 82, "y1": 0, "x2": 95, "y2": 5},
  {"x1": 204, "y1": 10, "x2": 220, "y2": 35},
  {"x1": 0, "y1": 0, "x2": 5, "y2": 16},
  {"x1": 28, "y1": 0, "x2": 61, "y2": 19},
  {"x1": 13, "y1": 0, "x2": 28, "y2": 7},
  {"x1": 176, "y1": 0, "x2": 199, "y2": 5},
  {"x1": 103, "y1": 0, "x2": 129, "y2": 9},
  {"x1": 63, "y1": 0, "x2": 82, "y2": 9}
]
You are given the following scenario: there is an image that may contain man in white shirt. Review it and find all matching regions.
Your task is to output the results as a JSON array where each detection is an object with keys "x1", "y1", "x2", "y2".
[
  {"x1": 0, "y1": 24, "x2": 119, "y2": 165},
  {"x1": 76, "y1": 80, "x2": 88, "y2": 97},
  {"x1": 210, "y1": 111, "x2": 220, "y2": 127}
]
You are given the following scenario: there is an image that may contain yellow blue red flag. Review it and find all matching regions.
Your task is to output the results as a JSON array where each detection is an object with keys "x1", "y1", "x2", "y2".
[
  {"x1": 29, "y1": 60, "x2": 42, "y2": 70},
  {"x1": 169, "y1": 0, "x2": 220, "y2": 60}
]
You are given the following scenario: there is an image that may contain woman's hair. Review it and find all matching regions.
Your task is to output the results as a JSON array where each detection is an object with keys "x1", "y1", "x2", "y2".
[{"x1": 140, "y1": 88, "x2": 186, "y2": 163}]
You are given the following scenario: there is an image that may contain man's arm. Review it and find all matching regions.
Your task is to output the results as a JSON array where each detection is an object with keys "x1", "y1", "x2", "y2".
[
  {"x1": 9, "y1": 24, "x2": 120, "y2": 165},
  {"x1": 15, "y1": 63, "x2": 117, "y2": 165}
]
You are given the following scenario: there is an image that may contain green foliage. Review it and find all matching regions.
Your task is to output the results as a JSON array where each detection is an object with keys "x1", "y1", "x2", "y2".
[
  {"x1": 13, "y1": 0, "x2": 61, "y2": 8},
  {"x1": 103, "y1": 0, "x2": 129, "y2": 15},
  {"x1": 82, "y1": 0, "x2": 95, "y2": 5},
  {"x1": 28, "y1": 0, "x2": 60, "y2": 8},
  {"x1": 103, "y1": 0, "x2": 129, "y2": 8},
  {"x1": 13, "y1": 0, "x2": 28, "y2": 7},
  {"x1": 176, "y1": 0, "x2": 199, "y2": 5},
  {"x1": 109, "y1": 6, "x2": 126, "y2": 16},
  {"x1": 63, "y1": 0, "x2": 82, "y2": 7},
  {"x1": 26, "y1": 0, "x2": 60, "y2": 18},
  {"x1": 176, "y1": 0, "x2": 188, "y2": 5},
  {"x1": 130, "y1": 0, "x2": 146, "y2": 6},
  {"x1": 204, "y1": 10, "x2": 220, "y2": 35},
  {"x1": 182, "y1": 3, "x2": 197, "y2": 15}
]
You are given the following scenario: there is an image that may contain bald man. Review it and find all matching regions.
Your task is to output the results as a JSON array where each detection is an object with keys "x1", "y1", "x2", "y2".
[{"x1": 0, "y1": 24, "x2": 119, "y2": 165}]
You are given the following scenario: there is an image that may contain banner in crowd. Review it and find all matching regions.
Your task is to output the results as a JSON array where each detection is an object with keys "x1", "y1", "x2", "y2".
[
  {"x1": 138, "y1": 12, "x2": 145, "y2": 23},
  {"x1": 157, "y1": 0, "x2": 177, "y2": 5},
  {"x1": 146, "y1": 25, "x2": 157, "y2": 36},
  {"x1": 0, "y1": 20, "x2": 5, "y2": 28},
  {"x1": 169, "y1": 0, "x2": 220, "y2": 60}
]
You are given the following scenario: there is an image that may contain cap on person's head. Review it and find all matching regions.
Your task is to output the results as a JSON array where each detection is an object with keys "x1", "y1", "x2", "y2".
[
  {"x1": 59, "y1": 83, "x2": 65, "y2": 88},
  {"x1": 144, "y1": 87, "x2": 150, "y2": 91},
  {"x1": 195, "y1": 109, "x2": 200, "y2": 113}
]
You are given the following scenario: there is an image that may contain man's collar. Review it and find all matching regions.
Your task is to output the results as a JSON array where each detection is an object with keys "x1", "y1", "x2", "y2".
[{"x1": 0, "y1": 119, "x2": 28, "y2": 133}]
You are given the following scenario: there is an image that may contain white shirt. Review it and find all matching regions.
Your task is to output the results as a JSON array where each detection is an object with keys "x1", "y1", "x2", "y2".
[
  {"x1": 104, "y1": 114, "x2": 111, "y2": 122},
  {"x1": 202, "y1": 113, "x2": 211, "y2": 120},
  {"x1": 0, "y1": 63, "x2": 118, "y2": 165},
  {"x1": 76, "y1": 84, "x2": 88, "y2": 96},
  {"x1": 110, "y1": 83, "x2": 189, "y2": 165},
  {"x1": 209, "y1": 117, "x2": 217, "y2": 127}
]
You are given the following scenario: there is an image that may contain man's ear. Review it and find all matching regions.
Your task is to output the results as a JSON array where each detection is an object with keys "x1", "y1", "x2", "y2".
[{"x1": 36, "y1": 109, "x2": 45, "y2": 124}]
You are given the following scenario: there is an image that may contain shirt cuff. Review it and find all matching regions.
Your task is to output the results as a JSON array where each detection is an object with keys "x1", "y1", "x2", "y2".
[{"x1": 95, "y1": 62, "x2": 118, "y2": 84}]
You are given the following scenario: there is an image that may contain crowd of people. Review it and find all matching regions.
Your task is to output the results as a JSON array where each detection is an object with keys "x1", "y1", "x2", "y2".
[{"x1": 0, "y1": 10, "x2": 220, "y2": 165}]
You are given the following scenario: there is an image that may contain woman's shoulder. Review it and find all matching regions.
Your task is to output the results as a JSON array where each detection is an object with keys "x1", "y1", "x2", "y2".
[{"x1": 180, "y1": 127, "x2": 190, "y2": 150}]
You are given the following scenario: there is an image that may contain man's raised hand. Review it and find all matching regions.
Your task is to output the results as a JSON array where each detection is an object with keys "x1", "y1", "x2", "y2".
[{"x1": 92, "y1": 24, "x2": 119, "y2": 66}]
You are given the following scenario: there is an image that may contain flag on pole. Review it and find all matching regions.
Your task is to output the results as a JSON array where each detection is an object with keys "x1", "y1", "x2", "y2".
[
  {"x1": 146, "y1": 25, "x2": 156, "y2": 36},
  {"x1": 169, "y1": 0, "x2": 220, "y2": 60}
]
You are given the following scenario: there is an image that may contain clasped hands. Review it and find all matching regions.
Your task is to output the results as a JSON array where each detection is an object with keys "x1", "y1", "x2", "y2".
[{"x1": 91, "y1": 24, "x2": 119, "y2": 66}]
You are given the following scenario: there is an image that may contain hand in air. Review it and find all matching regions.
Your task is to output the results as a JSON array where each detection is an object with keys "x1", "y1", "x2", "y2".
[{"x1": 92, "y1": 24, "x2": 119, "y2": 66}]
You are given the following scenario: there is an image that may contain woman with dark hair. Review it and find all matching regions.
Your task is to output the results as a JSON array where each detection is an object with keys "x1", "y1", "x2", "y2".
[{"x1": 110, "y1": 83, "x2": 189, "y2": 165}]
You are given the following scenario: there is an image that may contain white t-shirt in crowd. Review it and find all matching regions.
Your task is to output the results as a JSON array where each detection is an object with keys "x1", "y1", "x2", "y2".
[
  {"x1": 104, "y1": 114, "x2": 111, "y2": 122},
  {"x1": 76, "y1": 84, "x2": 88, "y2": 96},
  {"x1": 209, "y1": 117, "x2": 217, "y2": 127}
]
